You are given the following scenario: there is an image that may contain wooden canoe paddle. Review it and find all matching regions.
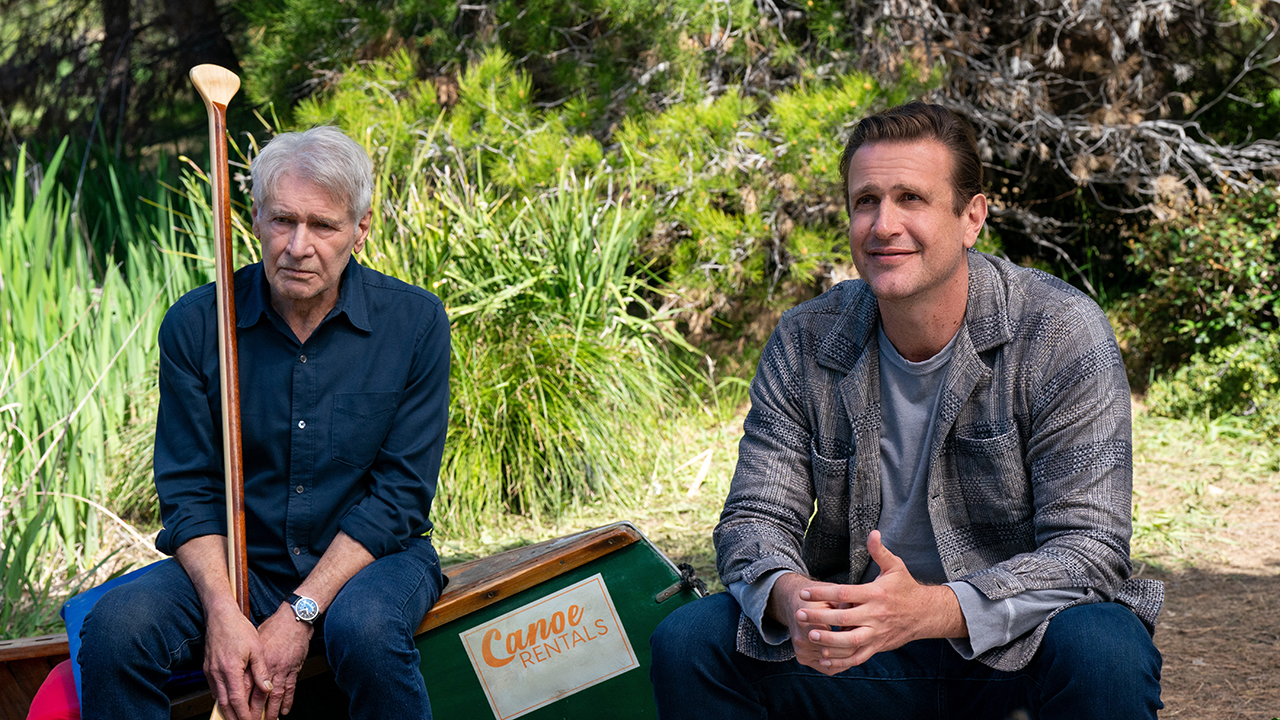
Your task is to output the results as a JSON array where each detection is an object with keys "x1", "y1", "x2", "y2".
[{"x1": 189, "y1": 63, "x2": 251, "y2": 720}]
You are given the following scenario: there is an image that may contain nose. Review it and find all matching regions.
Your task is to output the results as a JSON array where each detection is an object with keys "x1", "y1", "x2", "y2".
[
  {"x1": 871, "y1": 201, "x2": 903, "y2": 239},
  {"x1": 284, "y1": 223, "x2": 316, "y2": 259}
]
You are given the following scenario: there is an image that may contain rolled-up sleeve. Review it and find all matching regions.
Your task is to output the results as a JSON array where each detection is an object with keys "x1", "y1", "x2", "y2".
[
  {"x1": 154, "y1": 293, "x2": 226, "y2": 556},
  {"x1": 338, "y1": 298, "x2": 450, "y2": 559}
]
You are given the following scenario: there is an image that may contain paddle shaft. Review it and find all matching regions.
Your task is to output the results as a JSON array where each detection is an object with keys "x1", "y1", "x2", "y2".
[
  {"x1": 190, "y1": 64, "x2": 250, "y2": 720},
  {"x1": 194, "y1": 64, "x2": 250, "y2": 621}
]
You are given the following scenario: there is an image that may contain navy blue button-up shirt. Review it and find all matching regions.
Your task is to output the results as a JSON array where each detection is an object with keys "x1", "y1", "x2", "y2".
[{"x1": 153, "y1": 258, "x2": 449, "y2": 596}]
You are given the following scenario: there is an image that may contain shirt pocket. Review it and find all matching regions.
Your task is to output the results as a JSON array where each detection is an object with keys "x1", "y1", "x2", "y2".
[
  {"x1": 952, "y1": 428, "x2": 1031, "y2": 526},
  {"x1": 331, "y1": 391, "x2": 402, "y2": 469}
]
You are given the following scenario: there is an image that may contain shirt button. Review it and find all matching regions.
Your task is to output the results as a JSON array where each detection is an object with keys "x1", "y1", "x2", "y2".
[
  {"x1": 298, "y1": 420, "x2": 306, "y2": 429},
  {"x1": 295, "y1": 485, "x2": 304, "y2": 494},
  {"x1": 300, "y1": 355, "x2": 307, "y2": 363},
  {"x1": 293, "y1": 547, "x2": 301, "y2": 555}
]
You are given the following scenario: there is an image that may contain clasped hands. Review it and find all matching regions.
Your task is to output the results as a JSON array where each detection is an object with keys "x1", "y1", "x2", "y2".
[
  {"x1": 767, "y1": 530, "x2": 966, "y2": 676},
  {"x1": 204, "y1": 601, "x2": 313, "y2": 720}
]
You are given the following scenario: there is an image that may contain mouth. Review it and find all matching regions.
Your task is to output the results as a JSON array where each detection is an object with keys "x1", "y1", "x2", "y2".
[{"x1": 866, "y1": 247, "x2": 915, "y2": 257}]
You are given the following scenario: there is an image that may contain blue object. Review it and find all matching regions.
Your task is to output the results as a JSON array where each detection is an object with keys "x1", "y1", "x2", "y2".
[
  {"x1": 74, "y1": 538, "x2": 442, "y2": 720},
  {"x1": 61, "y1": 559, "x2": 170, "y2": 701}
]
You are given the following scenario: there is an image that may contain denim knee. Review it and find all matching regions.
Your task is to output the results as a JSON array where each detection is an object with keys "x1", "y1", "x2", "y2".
[
  {"x1": 651, "y1": 593, "x2": 740, "y2": 681},
  {"x1": 1034, "y1": 602, "x2": 1162, "y2": 718},
  {"x1": 324, "y1": 591, "x2": 411, "y2": 663},
  {"x1": 80, "y1": 567, "x2": 201, "y2": 671}
]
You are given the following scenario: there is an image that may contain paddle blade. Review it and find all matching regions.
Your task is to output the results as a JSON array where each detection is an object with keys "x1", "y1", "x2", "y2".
[{"x1": 190, "y1": 64, "x2": 241, "y2": 107}]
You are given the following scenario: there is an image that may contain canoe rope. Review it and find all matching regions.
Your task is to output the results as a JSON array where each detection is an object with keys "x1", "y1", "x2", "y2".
[{"x1": 675, "y1": 563, "x2": 708, "y2": 598}]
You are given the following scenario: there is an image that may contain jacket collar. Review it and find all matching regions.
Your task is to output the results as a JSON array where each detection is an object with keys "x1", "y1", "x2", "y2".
[{"x1": 816, "y1": 250, "x2": 1011, "y2": 374}]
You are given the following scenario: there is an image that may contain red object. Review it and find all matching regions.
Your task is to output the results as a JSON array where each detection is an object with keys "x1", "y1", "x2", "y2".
[{"x1": 26, "y1": 659, "x2": 80, "y2": 720}]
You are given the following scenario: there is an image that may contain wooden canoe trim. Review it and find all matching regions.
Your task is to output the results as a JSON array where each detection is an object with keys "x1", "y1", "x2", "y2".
[
  {"x1": 0, "y1": 654, "x2": 69, "y2": 720},
  {"x1": 416, "y1": 521, "x2": 641, "y2": 634},
  {"x1": 170, "y1": 523, "x2": 643, "y2": 717},
  {"x1": 0, "y1": 634, "x2": 69, "y2": 663}
]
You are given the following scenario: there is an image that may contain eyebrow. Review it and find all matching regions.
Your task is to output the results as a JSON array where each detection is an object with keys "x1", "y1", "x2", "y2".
[
  {"x1": 269, "y1": 208, "x2": 345, "y2": 227},
  {"x1": 849, "y1": 181, "x2": 928, "y2": 198}
]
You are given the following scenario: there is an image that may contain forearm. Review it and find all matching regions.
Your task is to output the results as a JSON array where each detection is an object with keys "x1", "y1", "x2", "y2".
[
  {"x1": 174, "y1": 534, "x2": 241, "y2": 621},
  {"x1": 288, "y1": 531, "x2": 374, "y2": 612},
  {"x1": 764, "y1": 572, "x2": 811, "y2": 627}
]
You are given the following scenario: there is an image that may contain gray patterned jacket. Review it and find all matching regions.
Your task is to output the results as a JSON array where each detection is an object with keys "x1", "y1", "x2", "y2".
[{"x1": 714, "y1": 250, "x2": 1163, "y2": 672}]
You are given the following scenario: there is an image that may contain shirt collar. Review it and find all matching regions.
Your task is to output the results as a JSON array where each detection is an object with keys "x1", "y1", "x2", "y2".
[{"x1": 237, "y1": 256, "x2": 372, "y2": 333}]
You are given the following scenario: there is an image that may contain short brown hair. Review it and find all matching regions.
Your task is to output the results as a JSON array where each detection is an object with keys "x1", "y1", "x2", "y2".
[{"x1": 839, "y1": 102, "x2": 983, "y2": 216}]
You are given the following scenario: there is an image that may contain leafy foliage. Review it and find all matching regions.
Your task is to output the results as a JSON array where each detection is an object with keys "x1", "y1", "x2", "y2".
[
  {"x1": 1146, "y1": 332, "x2": 1280, "y2": 436},
  {"x1": 359, "y1": 151, "x2": 690, "y2": 528},
  {"x1": 293, "y1": 50, "x2": 930, "y2": 340},
  {"x1": 1124, "y1": 187, "x2": 1280, "y2": 371},
  {"x1": 0, "y1": 143, "x2": 214, "y2": 636}
]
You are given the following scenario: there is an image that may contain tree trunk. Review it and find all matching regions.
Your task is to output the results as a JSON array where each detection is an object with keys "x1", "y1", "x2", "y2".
[
  {"x1": 164, "y1": 0, "x2": 239, "y2": 74},
  {"x1": 100, "y1": 0, "x2": 132, "y2": 153}
]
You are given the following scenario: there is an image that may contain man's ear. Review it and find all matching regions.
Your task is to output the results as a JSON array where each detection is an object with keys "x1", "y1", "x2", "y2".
[
  {"x1": 352, "y1": 209, "x2": 373, "y2": 254},
  {"x1": 962, "y1": 193, "x2": 988, "y2": 249},
  {"x1": 250, "y1": 203, "x2": 260, "y2": 238}
]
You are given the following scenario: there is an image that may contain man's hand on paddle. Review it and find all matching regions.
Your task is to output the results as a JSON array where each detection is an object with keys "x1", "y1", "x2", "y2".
[
  {"x1": 203, "y1": 603, "x2": 272, "y2": 720},
  {"x1": 768, "y1": 531, "x2": 967, "y2": 675},
  {"x1": 253, "y1": 605, "x2": 314, "y2": 719}
]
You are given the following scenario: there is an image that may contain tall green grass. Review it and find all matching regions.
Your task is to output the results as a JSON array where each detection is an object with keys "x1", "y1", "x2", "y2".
[
  {"x1": 0, "y1": 132, "x2": 699, "y2": 636},
  {"x1": 362, "y1": 145, "x2": 693, "y2": 529},
  {"x1": 0, "y1": 143, "x2": 216, "y2": 636}
]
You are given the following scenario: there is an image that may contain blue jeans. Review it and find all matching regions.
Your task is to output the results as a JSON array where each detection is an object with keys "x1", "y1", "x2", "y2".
[
  {"x1": 650, "y1": 593, "x2": 1162, "y2": 720},
  {"x1": 78, "y1": 537, "x2": 442, "y2": 720}
]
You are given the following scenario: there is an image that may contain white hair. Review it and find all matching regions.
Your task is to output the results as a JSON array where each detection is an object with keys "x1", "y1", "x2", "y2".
[{"x1": 250, "y1": 126, "x2": 373, "y2": 222}]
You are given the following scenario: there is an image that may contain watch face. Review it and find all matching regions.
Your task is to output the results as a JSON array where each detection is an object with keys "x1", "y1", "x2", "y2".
[{"x1": 293, "y1": 596, "x2": 320, "y2": 622}]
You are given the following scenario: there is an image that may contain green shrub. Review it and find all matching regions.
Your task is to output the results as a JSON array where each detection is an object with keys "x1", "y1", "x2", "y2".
[
  {"x1": 0, "y1": 143, "x2": 215, "y2": 637},
  {"x1": 1146, "y1": 332, "x2": 1280, "y2": 435},
  {"x1": 1126, "y1": 187, "x2": 1280, "y2": 370},
  {"x1": 298, "y1": 51, "x2": 933, "y2": 332},
  {"x1": 361, "y1": 163, "x2": 690, "y2": 528}
]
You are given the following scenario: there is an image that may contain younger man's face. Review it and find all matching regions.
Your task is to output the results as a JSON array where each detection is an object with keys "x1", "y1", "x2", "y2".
[{"x1": 845, "y1": 138, "x2": 986, "y2": 308}]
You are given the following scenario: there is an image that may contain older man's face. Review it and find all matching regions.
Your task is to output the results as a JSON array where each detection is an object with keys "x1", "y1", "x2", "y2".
[
  {"x1": 252, "y1": 173, "x2": 370, "y2": 317},
  {"x1": 846, "y1": 138, "x2": 986, "y2": 307}
]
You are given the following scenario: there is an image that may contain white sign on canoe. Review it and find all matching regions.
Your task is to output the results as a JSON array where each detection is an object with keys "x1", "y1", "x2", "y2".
[{"x1": 459, "y1": 573, "x2": 640, "y2": 720}]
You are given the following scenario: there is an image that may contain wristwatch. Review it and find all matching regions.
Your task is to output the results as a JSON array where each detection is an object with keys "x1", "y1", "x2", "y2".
[{"x1": 287, "y1": 594, "x2": 321, "y2": 624}]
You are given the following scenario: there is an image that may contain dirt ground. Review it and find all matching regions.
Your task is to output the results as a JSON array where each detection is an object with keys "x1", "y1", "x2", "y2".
[{"x1": 1132, "y1": 413, "x2": 1280, "y2": 719}]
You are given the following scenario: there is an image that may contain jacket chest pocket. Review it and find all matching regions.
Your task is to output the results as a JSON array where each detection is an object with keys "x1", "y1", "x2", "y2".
[
  {"x1": 952, "y1": 428, "x2": 1031, "y2": 526},
  {"x1": 809, "y1": 437, "x2": 852, "y2": 535},
  {"x1": 332, "y1": 392, "x2": 401, "y2": 468}
]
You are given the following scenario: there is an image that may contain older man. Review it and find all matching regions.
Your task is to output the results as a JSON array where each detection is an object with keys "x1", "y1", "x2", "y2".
[
  {"x1": 650, "y1": 103, "x2": 1163, "y2": 718},
  {"x1": 80, "y1": 126, "x2": 449, "y2": 720}
]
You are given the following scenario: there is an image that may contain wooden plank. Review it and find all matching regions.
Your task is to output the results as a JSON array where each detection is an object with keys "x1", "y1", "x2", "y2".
[
  {"x1": 288, "y1": 522, "x2": 643, "y2": 684},
  {"x1": 0, "y1": 633, "x2": 69, "y2": 663},
  {"x1": 169, "y1": 686, "x2": 214, "y2": 719},
  {"x1": 173, "y1": 523, "x2": 643, "y2": 716},
  {"x1": 0, "y1": 661, "x2": 34, "y2": 720},
  {"x1": 416, "y1": 522, "x2": 641, "y2": 634},
  {"x1": 9, "y1": 657, "x2": 57, "y2": 699}
]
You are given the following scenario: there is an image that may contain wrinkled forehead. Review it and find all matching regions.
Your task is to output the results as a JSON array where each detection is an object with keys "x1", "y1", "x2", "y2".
[{"x1": 261, "y1": 166, "x2": 354, "y2": 219}]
